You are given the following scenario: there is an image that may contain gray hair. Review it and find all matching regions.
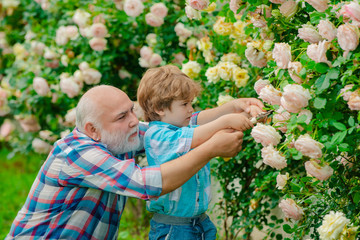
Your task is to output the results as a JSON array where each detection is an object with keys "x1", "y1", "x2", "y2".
[{"x1": 75, "y1": 93, "x2": 102, "y2": 132}]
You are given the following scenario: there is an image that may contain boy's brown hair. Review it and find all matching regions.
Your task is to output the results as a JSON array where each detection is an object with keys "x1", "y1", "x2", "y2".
[{"x1": 137, "y1": 65, "x2": 201, "y2": 122}]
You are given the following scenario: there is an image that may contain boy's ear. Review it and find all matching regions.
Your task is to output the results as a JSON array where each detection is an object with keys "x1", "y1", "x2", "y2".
[{"x1": 155, "y1": 108, "x2": 165, "y2": 116}]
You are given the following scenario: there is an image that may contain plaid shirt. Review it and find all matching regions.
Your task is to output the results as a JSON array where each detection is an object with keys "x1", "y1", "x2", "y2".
[
  {"x1": 145, "y1": 112, "x2": 212, "y2": 217},
  {"x1": 6, "y1": 122, "x2": 162, "y2": 240}
]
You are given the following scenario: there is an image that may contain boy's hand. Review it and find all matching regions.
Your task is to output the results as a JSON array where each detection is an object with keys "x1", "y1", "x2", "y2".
[{"x1": 232, "y1": 98, "x2": 265, "y2": 114}]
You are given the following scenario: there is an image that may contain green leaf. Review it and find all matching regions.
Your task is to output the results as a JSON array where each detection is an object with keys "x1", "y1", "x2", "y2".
[
  {"x1": 349, "y1": 117, "x2": 355, "y2": 127},
  {"x1": 332, "y1": 122, "x2": 347, "y2": 131},
  {"x1": 314, "y1": 97, "x2": 327, "y2": 109},
  {"x1": 315, "y1": 75, "x2": 330, "y2": 94},
  {"x1": 339, "y1": 143, "x2": 350, "y2": 151},
  {"x1": 353, "y1": 192, "x2": 360, "y2": 204},
  {"x1": 326, "y1": 68, "x2": 340, "y2": 80},
  {"x1": 315, "y1": 62, "x2": 329, "y2": 73},
  {"x1": 330, "y1": 131, "x2": 347, "y2": 145},
  {"x1": 283, "y1": 224, "x2": 293, "y2": 234}
]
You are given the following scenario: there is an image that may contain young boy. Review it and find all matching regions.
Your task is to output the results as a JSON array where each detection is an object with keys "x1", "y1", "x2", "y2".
[{"x1": 137, "y1": 65, "x2": 260, "y2": 239}]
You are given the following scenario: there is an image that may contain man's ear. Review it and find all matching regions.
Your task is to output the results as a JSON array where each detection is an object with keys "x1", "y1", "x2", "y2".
[{"x1": 84, "y1": 122, "x2": 101, "y2": 141}]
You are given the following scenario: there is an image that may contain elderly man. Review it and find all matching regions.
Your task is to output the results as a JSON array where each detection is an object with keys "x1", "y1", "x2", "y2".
[{"x1": 7, "y1": 85, "x2": 264, "y2": 239}]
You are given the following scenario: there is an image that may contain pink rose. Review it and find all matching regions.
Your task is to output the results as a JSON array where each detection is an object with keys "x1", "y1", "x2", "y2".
[
  {"x1": 82, "y1": 68, "x2": 102, "y2": 85},
  {"x1": 148, "y1": 53, "x2": 162, "y2": 67},
  {"x1": 55, "y1": 26, "x2": 68, "y2": 45},
  {"x1": 251, "y1": 123, "x2": 282, "y2": 147},
  {"x1": 72, "y1": 9, "x2": 90, "y2": 28},
  {"x1": 139, "y1": 58, "x2": 150, "y2": 68},
  {"x1": 305, "y1": 160, "x2": 333, "y2": 181},
  {"x1": 188, "y1": 0, "x2": 209, "y2": 10},
  {"x1": 65, "y1": 25, "x2": 79, "y2": 40},
  {"x1": 307, "y1": 40, "x2": 331, "y2": 66},
  {"x1": 60, "y1": 76, "x2": 81, "y2": 98},
  {"x1": 123, "y1": 0, "x2": 144, "y2": 17},
  {"x1": 64, "y1": 108, "x2": 76, "y2": 127},
  {"x1": 140, "y1": 46, "x2": 153, "y2": 61},
  {"x1": 272, "y1": 43, "x2": 292, "y2": 69},
  {"x1": 79, "y1": 61, "x2": 90, "y2": 71},
  {"x1": 298, "y1": 109, "x2": 312, "y2": 124},
  {"x1": 348, "y1": 90, "x2": 360, "y2": 110},
  {"x1": 342, "y1": 2, "x2": 360, "y2": 22},
  {"x1": 150, "y1": 3, "x2": 168, "y2": 18},
  {"x1": 294, "y1": 134, "x2": 324, "y2": 159},
  {"x1": 174, "y1": 23, "x2": 192, "y2": 39},
  {"x1": 288, "y1": 62, "x2": 304, "y2": 84},
  {"x1": 16, "y1": 115, "x2": 41, "y2": 132},
  {"x1": 281, "y1": 84, "x2": 311, "y2": 113},
  {"x1": 90, "y1": 23, "x2": 108, "y2": 38},
  {"x1": 305, "y1": 0, "x2": 328, "y2": 12},
  {"x1": 261, "y1": 145, "x2": 287, "y2": 170},
  {"x1": 172, "y1": 52, "x2": 186, "y2": 65},
  {"x1": 185, "y1": 5, "x2": 201, "y2": 20},
  {"x1": 33, "y1": 77, "x2": 50, "y2": 96},
  {"x1": 89, "y1": 37, "x2": 107, "y2": 51},
  {"x1": 317, "y1": 20, "x2": 337, "y2": 41},
  {"x1": 245, "y1": 46, "x2": 267, "y2": 68},
  {"x1": 39, "y1": 130, "x2": 57, "y2": 142},
  {"x1": 0, "y1": 119, "x2": 14, "y2": 139},
  {"x1": 276, "y1": 173, "x2": 289, "y2": 189},
  {"x1": 145, "y1": 13, "x2": 164, "y2": 27},
  {"x1": 279, "y1": 199, "x2": 304, "y2": 220},
  {"x1": 279, "y1": 0, "x2": 298, "y2": 18},
  {"x1": 230, "y1": 0, "x2": 241, "y2": 15},
  {"x1": 254, "y1": 79, "x2": 270, "y2": 95},
  {"x1": 340, "y1": 84, "x2": 354, "y2": 101},
  {"x1": 32, "y1": 138, "x2": 52, "y2": 154},
  {"x1": 337, "y1": 24, "x2": 359, "y2": 57},
  {"x1": 30, "y1": 41, "x2": 45, "y2": 55},
  {"x1": 298, "y1": 24, "x2": 323, "y2": 43},
  {"x1": 259, "y1": 85, "x2": 282, "y2": 106},
  {"x1": 273, "y1": 106, "x2": 291, "y2": 133}
]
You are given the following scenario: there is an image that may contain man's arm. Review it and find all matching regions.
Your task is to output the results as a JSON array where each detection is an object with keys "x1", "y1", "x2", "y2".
[
  {"x1": 159, "y1": 129, "x2": 243, "y2": 195},
  {"x1": 196, "y1": 98, "x2": 265, "y2": 125}
]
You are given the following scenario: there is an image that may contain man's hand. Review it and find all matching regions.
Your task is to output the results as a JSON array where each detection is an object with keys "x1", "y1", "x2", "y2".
[
  {"x1": 207, "y1": 129, "x2": 244, "y2": 158},
  {"x1": 221, "y1": 113, "x2": 254, "y2": 131}
]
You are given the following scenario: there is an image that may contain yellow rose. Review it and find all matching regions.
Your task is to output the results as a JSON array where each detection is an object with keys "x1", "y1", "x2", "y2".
[
  {"x1": 181, "y1": 61, "x2": 201, "y2": 79},
  {"x1": 205, "y1": 66, "x2": 220, "y2": 83},
  {"x1": 213, "y1": 17, "x2": 233, "y2": 36},
  {"x1": 232, "y1": 67, "x2": 249, "y2": 88},
  {"x1": 217, "y1": 95, "x2": 235, "y2": 106},
  {"x1": 221, "y1": 53, "x2": 241, "y2": 65},
  {"x1": 203, "y1": 2, "x2": 216, "y2": 12},
  {"x1": 197, "y1": 36, "x2": 213, "y2": 51},
  {"x1": 230, "y1": 21, "x2": 247, "y2": 39},
  {"x1": 217, "y1": 61, "x2": 237, "y2": 81}
]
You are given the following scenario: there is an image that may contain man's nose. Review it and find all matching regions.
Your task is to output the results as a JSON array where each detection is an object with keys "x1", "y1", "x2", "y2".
[{"x1": 129, "y1": 111, "x2": 139, "y2": 128}]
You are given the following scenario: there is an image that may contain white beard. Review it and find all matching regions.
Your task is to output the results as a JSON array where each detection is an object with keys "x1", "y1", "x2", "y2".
[{"x1": 101, "y1": 127, "x2": 141, "y2": 155}]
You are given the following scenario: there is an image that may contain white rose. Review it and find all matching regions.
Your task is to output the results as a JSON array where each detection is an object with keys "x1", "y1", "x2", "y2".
[
  {"x1": 33, "y1": 77, "x2": 50, "y2": 96},
  {"x1": 318, "y1": 211, "x2": 350, "y2": 240},
  {"x1": 251, "y1": 123, "x2": 282, "y2": 147}
]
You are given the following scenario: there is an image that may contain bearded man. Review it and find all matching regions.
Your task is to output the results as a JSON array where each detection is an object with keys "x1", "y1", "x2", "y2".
[{"x1": 6, "y1": 85, "x2": 262, "y2": 239}]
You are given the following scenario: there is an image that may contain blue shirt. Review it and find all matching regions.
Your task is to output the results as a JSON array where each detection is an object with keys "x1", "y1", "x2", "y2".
[
  {"x1": 7, "y1": 123, "x2": 162, "y2": 240},
  {"x1": 145, "y1": 113, "x2": 212, "y2": 217}
]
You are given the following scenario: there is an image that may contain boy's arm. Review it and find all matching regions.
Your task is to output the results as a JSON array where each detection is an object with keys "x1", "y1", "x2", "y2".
[
  {"x1": 191, "y1": 113, "x2": 253, "y2": 148},
  {"x1": 196, "y1": 98, "x2": 265, "y2": 125}
]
